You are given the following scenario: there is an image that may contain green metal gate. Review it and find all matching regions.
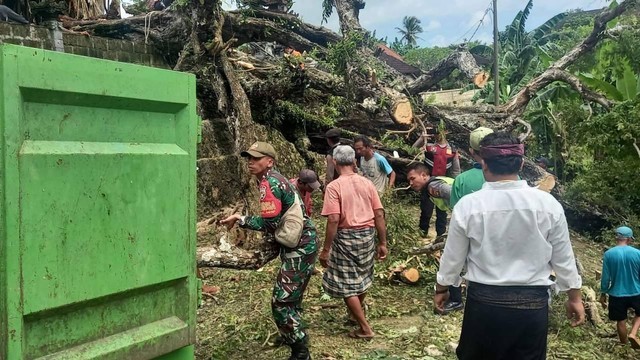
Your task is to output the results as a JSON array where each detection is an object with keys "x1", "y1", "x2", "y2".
[{"x1": 0, "y1": 44, "x2": 198, "y2": 359}]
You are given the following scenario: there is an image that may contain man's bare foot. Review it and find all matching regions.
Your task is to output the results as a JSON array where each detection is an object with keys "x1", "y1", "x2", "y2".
[{"x1": 347, "y1": 329, "x2": 374, "y2": 340}]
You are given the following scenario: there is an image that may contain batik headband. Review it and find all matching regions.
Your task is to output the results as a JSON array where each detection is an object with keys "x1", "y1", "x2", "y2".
[{"x1": 480, "y1": 144, "x2": 525, "y2": 159}]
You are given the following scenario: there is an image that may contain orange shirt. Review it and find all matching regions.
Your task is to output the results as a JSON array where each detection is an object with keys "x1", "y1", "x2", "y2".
[{"x1": 321, "y1": 173, "x2": 383, "y2": 229}]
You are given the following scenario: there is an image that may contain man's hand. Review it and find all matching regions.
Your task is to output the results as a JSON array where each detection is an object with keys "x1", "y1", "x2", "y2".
[
  {"x1": 376, "y1": 244, "x2": 388, "y2": 261},
  {"x1": 434, "y1": 290, "x2": 449, "y2": 314},
  {"x1": 565, "y1": 298, "x2": 586, "y2": 327},
  {"x1": 600, "y1": 294, "x2": 607, "y2": 310},
  {"x1": 220, "y1": 214, "x2": 241, "y2": 230},
  {"x1": 319, "y1": 248, "x2": 330, "y2": 268}
]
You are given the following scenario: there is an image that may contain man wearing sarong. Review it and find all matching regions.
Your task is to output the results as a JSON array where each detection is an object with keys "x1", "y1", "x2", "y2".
[
  {"x1": 320, "y1": 145, "x2": 388, "y2": 339},
  {"x1": 434, "y1": 132, "x2": 585, "y2": 360},
  {"x1": 221, "y1": 142, "x2": 317, "y2": 360}
]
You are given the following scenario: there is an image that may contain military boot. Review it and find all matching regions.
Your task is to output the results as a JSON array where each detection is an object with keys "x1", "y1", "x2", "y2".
[{"x1": 288, "y1": 340, "x2": 311, "y2": 360}]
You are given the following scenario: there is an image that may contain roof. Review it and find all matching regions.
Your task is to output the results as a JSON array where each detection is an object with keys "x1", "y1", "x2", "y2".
[
  {"x1": 375, "y1": 44, "x2": 404, "y2": 61},
  {"x1": 374, "y1": 46, "x2": 422, "y2": 77},
  {"x1": 377, "y1": 53, "x2": 422, "y2": 76}
]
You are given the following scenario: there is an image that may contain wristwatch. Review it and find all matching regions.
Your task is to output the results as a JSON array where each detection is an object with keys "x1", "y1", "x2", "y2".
[
  {"x1": 238, "y1": 215, "x2": 246, "y2": 226},
  {"x1": 434, "y1": 284, "x2": 449, "y2": 294}
]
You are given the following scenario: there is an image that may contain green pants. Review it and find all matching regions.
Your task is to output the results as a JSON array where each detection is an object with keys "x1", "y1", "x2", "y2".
[{"x1": 271, "y1": 236, "x2": 317, "y2": 344}]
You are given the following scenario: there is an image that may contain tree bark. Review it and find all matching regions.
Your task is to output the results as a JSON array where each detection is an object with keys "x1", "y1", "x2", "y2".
[
  {"x1": 332, "y1": 0, "x2": 366, "y2": 35},
  {"x1": 406, "y1": 49, "x2": 488, "y2": 95},
  {"x1": 226, "y1": 9, "x2": 341, "y2": 48}
]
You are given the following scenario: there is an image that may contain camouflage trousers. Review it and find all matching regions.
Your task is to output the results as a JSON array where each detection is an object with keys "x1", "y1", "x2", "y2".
[{"x1": 272, "y1": 234, "x2": 318, "y2": 345}]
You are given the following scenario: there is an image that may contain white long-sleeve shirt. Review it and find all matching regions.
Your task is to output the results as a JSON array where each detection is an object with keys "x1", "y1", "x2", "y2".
[{"x1": 437, "y1": 180, "x2": 582, "y2": 292}]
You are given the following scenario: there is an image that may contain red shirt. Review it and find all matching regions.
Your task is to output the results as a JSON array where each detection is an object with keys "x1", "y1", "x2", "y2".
[{"x1": 290, "y1": 178, "x2": 313, "y2": 217}]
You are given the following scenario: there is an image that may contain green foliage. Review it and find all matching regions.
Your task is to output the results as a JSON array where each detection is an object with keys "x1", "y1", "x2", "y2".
[
  {"x1": 389, "y1": 38, "x2": 415, "y2": 57},
  {"x1": 326, "y1": 31, "x2": 367, "y2": 77},
  {"x1": 257, "y1": 99, "x2": 343, "y2": 132},
  {"x1": 379, "y1": 133, "x2": 420, "y2": 157},
  {"x1": 579, "y1": 62, "x2": 640, "y2": 101},
  {"x1": 564, "y1": 98, "x2": 640, "y2": 225},
  {"x1": 380, "y1": 192, "x2": 422, "y2": 245},
  {"x1": 470, "y1": 0, "x2": 568, "y2": 104},
  {"x1": 403, "y1": 47, "x2": 452, "y2": 72},
  {"x1": 321, "y1": 0, "x2": 334, "y2": 24},
  {"x1": 395, "y1": 16, "x2": 424, "y2": 47}
]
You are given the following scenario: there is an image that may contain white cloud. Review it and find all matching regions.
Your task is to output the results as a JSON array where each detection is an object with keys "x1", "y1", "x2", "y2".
[
  {"x1": 428, "y1": 35, "x2": 448, "y2": 47},
  {"x1": 425, "y1": 20, "x2": 441, "y2": 32}
]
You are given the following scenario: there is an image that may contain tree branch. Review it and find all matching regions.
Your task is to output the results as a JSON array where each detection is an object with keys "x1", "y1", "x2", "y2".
[
  {"x1": 406, "y1": 49, "x2": 488, "y2": 95},
  {"x1": 501, "y1": 1, "x2": 635, "y2": 118},
  {"x1": 226, "y1": 9, "x2": 341, "y2": 47},
  {"x1": 503, "y1": 68, "x2": 613, "y2": 118},
  {"x1": 554, "y1": 0, "x2": 638, "y2": 70}
]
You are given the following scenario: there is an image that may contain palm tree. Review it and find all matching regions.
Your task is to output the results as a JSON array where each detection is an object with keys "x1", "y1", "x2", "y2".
[{"x1": 396, "y1": 16, "x2": 424, "y2": 47}]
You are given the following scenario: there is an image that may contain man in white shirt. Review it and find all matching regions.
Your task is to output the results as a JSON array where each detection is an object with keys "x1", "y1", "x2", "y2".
[{"x1": 434, "y1": 132, "x2": 585, "y2": 360}]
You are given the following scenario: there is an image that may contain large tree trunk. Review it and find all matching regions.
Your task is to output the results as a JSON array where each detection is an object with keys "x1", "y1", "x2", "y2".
[{"x1": 332, "y1": 0, "x2": 366, "y2": 35}]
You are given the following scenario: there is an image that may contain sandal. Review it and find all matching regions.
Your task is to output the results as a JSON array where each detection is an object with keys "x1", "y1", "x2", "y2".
[{"x1": 629, "y1": 336, "x2": 640, "y2": 350}]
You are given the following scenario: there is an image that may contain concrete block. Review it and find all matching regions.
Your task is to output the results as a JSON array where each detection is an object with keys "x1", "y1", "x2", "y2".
[
  {"x1": 121, "y1": 41, "x2": 134, "y2": 53},
  {"x1": 0, "y1": 22, "x2": 13, "y2": 36},
  {"x1": 11, "y1": 25, "x2": 29, "y2": 38},
  {"x1": 75, "y1": 46, "x2": 90, "y2": 57},
  {"x1": 116, "y1": 51, "x2": 132, "y2": 63},
  {"x1": 32, "y1": 26, "x2": 50, "y2": 39},
  {"x1": 21, "y1": 39, "x2": 43, "y2": 49}
]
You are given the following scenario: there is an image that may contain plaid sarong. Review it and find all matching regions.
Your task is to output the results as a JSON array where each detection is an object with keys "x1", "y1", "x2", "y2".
[{"x1": 322, "y1": 227, "x2": 376, "y2": 298}]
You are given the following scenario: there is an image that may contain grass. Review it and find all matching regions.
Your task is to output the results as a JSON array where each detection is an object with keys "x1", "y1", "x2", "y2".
[{"x1": 195, "y1": 197, "x2": 640, "y2": 360}]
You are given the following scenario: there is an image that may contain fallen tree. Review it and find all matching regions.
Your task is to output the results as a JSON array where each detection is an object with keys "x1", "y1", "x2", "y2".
[{"x1": 58, "y1": 0, "x2": 638, "y2": 269}]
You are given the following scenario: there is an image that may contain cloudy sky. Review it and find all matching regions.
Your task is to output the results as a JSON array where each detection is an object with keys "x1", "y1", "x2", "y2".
[{"x1": 222, "y1": 0, "x2": 610, "y2": 47}]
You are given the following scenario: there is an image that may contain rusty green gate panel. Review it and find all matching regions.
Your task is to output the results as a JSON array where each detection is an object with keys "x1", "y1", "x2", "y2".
[{"x1": 0, "y1": 44, "x2": 198, "y2": 359}]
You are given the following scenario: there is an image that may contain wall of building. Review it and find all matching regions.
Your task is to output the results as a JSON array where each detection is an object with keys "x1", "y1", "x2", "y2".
[
  {"x1": 0, "y1": 22, "x2": 168, "y2": 68},
  {"x1": 421, "y1": 88, "x2": 479, "y2": 107}
]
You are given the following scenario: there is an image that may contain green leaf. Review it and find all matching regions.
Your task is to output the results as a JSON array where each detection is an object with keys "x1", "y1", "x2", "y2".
[
  {"x1": 530, "y1": 12, "x2": 568, "y2": 43},
  {"x1": 615, "y1": 63, "x2": 638, "y2": 100},
  {"x1": 577, "y1": 73, "x2": 623, "y2": 101}
]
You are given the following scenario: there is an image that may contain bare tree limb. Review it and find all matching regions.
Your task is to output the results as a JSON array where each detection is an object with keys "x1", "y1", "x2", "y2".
[
  {"x1": 406, "y1": 49, "x2": 488, "y2": 95},
  {"x1": 503, "y1": 69, "x2": 613, "y2": 119},
  {"x1": 633, "y1": 138, "x2": 640, "y2": 159}
]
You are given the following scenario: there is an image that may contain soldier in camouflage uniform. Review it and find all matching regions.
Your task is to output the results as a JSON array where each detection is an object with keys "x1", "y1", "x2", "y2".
[{"x1": 221, "y1": 142, "x2": 318, "y2": 360}]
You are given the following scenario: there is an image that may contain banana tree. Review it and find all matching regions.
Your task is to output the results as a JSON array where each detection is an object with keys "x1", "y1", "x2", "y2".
[
  {"x1": 464, "y1": 0, "x2": 568, "y2": 104},
  {"x1": 578, "y1": 62, "x2": 640, "y2": 101}
]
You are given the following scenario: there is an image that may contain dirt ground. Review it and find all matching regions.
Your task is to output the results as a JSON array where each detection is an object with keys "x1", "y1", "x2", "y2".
[{"x1": 195, "y1": 201, "x2": 640, "y2": 360}]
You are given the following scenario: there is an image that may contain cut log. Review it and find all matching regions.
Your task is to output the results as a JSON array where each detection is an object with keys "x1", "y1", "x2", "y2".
[
  {"x1": 391, "y1": 98, "x2": 413, "y2": 125},
  {"x1": 399, "y1": 268, "x2": 420, "y2": 285},
  {"x1": 534, "y1": 173, "x2": 556, "y2": 193},
  {"x1": 197, "y1": 240, "x2": 280, "y2": 270}
]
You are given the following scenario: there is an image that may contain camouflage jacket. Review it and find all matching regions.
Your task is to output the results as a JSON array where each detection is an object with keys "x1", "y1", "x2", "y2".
[{"x1": 241, "y1": 169, "x2": 316, "y2": 251}]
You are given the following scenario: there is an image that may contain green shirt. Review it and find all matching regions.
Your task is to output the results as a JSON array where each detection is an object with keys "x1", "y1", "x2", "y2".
[{"x1": 449, "y1": 165, "x2": 485, "y2": 208}]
